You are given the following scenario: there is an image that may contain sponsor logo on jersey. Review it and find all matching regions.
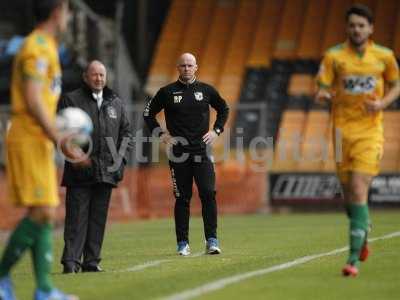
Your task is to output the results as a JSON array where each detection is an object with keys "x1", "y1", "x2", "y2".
[
  {"x1": 194, "y1": 92, "x2": 203, "y2": 101},
  {"x1": 342, "y1": 75, "x2": 376, "y2": 94}
]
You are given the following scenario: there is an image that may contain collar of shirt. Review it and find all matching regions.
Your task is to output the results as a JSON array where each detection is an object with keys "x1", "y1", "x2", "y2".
[
  {"x1": 178, "y1": 76, "x2": 196, "y2": 86},
  {"x1": 92, "y1": 90, "x2": 103, "y2": 109},
  {"x1": 345, "y1": 39, "x2": 373, "y2": 58}
]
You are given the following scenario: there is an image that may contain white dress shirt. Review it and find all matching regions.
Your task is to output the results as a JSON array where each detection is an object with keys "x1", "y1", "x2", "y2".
[{"x1": 92, "y1": 90, "x2": 103, "y2": 109}]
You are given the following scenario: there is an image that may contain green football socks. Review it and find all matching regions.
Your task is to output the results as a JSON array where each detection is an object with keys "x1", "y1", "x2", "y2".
[
  {"x1": 0, "y1": 217, "x2": 54, "y2": 292},
  {"x1": 347, "y1": 203, "x2": 369, "y2": 266},
  {"x1": 32, "y1": 223, "x2": 54, "y2": 292},
  {"x1": 0, "y1": 217, "x2": 39, "y2": 277}
]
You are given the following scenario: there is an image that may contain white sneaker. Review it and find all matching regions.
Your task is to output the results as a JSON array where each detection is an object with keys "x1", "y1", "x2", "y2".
[
  {"x1": 177, "y1": 241, "x2": 190, "y2": 256},
  {"x1": 206, "y1": 238, "x2": 221, "y2": 255}
]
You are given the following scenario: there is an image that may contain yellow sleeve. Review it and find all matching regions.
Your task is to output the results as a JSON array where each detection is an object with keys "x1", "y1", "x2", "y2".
[
  {"x1": 384, "y1": 52, "x2": 400, "y2": 84},
  {"x1": 316, "y1": 53, "x2": 335, "y2": 88},
  {"x1": 20, "y1": 47, "x2": 49, "y2": 82}
]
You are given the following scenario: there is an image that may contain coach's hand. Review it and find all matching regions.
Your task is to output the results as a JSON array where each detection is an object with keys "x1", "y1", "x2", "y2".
[
  {"x1": 315, "y1": 89, "x2": 333, "y2": 104},
  {"x1": 160, "y1": 132, "x2": 177, "y2": 146},
  {"x1": 203, "y1": 130, "x2": 218, "y2": 145},
  {"x1": 58, "y1": 135, "x2": 92, "y2": 168}
]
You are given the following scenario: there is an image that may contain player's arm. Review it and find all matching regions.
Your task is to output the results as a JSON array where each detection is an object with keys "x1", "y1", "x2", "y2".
[
  {"x1": 315, "y1": 53, "x2": 335, "y2": 104},
  {"x1": 365, "y1": 53, "x2": 400, "y2": 112},
  {"x1": 24, "y1": 80, "x2": 88, "y2": 162},
  {"x1": 204, "y1": 86, "x2": 229, "y2": 144},
  {"x1": 143, "y1": 89, "x2": 175, "y2": 145},
  {"x1": 23, "y1": 79, "x2": 59, "y2": 143}
]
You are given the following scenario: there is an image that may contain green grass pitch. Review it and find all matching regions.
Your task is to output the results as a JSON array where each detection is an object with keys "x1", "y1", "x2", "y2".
[{"x1": 1, "y1": 210, "x2": 399, "y2": 300}]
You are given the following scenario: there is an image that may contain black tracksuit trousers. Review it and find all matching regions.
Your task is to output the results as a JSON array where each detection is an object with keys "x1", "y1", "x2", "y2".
[{"x1": 169, "y1": 153, "x2": 217, "y2": 243}]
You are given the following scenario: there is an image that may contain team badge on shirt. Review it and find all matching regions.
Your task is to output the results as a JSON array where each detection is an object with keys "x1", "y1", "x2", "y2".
[
  {"x1": 107, "y1": 106, "x2": 117, "y2": 119},
  {"x1": 194, "y1": 92, "x2": 203, "y2": 101}
]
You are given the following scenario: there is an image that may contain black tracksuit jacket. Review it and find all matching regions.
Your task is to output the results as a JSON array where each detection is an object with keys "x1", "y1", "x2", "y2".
[
  {"x1": 143, "y1": 79, "x2": 229, "y2": 154},
  {"x1": 58, "y1": 85, "x2": 131, "y2": 187}
]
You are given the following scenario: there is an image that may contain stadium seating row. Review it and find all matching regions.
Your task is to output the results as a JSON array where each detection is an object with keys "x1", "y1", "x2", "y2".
[
  {"x1": 146, "y1": 0, "x2": 400, "y2": 174},
  {"x1": 147, "y1": 0, "x2": 400, "y2": 95},
  {"x1": 273, "y1": 110, "x2": 400, "y2": 173}
]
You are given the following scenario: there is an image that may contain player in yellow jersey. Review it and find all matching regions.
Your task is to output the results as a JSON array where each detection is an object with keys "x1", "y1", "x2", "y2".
[
  {"x1": 0, "y1": 1, "x2": 81, "y2": 299},
  {"x1": 315, "y1": 4, "x2": 400, "y2": 277}
]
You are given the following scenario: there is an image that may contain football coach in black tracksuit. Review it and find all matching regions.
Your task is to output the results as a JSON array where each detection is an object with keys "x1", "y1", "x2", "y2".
[
  {"x1": 59, "y1": 60, "x2": 131, "y2": 273},
  {"x1": 143, "y1": 53, "x2": 229, "y2": 256}
]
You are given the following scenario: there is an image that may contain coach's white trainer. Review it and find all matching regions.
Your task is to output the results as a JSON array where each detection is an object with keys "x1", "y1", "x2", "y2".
[
  {"x1": 206, "y1": 238, "x2": 221, "y2": 255},
  {"x1": 177, "y1": 241, "x2": 190, "y2": 256}
]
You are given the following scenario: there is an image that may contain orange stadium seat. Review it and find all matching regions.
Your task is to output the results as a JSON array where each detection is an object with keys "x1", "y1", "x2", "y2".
[
  {"x1": 320, "y1": 0, "x2": 352, "y2": 55},
  {"x1": 197, "y1": 0, "x2": 238, "y2": 86},
  {"x1": 169, "y1": 0, "x2": 215, "y2": 81},
  {"x1": 372, "y1": 0, "x2": 398, "y2": 48},
  {"x1": 355, "y1": 0, "x2": 376, "y2": 12},
  {"x1": 321, "y1": 122, "x2": 336, "y2": 172},
  {"x1": 217, "y1": 0, "x2": 259, "y2": 106},
  {"x1": 297, "y1": 111, "x2": 331, "y2": 171},
  {"x1": 393, "y1": 6, "x2": 400, "y2": 57},
  {"x1": 273, "y1": 0, "x2": 307, "y2": 59},
  {"x1": 382, "y1": 111, "x2": 400, "y2": 172},
  {"x1": 247, "y1": 0, "x2": 283, "y2": 67},
  {"x1": 288, "y1": 74, "x2": 315, "y2": 96},
  {"x1": 296, "y1": 0, "x2": 329, "y2": 59},
  {"x1": 273, "y1": 110, "x2": 306, "y2": 171},
  {"x1": 145, "y1": 0, "x2": 193, "y2": 95}
]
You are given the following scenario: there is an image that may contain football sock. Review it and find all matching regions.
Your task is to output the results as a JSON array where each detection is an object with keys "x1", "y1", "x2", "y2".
[
  {"x1": 32, "y1": 223, "x2": 54, "y2": 292},
  {"x1": 0, "y1": 217, "x2": 39, "y2": 277},
  {"x1": 347, "y1": 203, "x2": 369, "y2": 266}
]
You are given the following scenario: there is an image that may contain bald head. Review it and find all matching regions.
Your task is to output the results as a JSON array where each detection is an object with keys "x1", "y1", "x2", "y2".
[
  {"x1": 85, "y1": 60, "x2": 106, "y2": 74},
  {"x1": 84, "y1": 60, "x2": 107, "y2": 92},
  {"x1": 177, "y1": 53, "x2": 197, "y2": 66},
  {"x1": 177, "y1": 53, "x2": 198, "y2": 83}
]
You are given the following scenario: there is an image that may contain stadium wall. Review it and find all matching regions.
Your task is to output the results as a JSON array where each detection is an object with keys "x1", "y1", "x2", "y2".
[{"x1": 0, "y1": 165, "x2": 266, "y2": 230}]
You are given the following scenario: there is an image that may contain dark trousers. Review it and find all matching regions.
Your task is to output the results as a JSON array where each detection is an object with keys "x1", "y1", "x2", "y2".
[
  {"x1": 169, "y1": 154, "x2": 217, "y2": 243},
  {"x1": 61, "y1": 184, "x2": 112, "y2": 269}
]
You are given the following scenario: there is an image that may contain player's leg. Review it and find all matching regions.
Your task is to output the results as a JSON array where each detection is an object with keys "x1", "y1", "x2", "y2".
[
  {"x1": 0, "y1": 143, "x2": 52, "y2": 299},
  {"x1": 29, "y1": 206, "x2": 79, "y2": 300},
  {"x1": 348, "y1": 173, "x2": 371, "y2": 255},
  {"x1": 0, "y1": 215, "x2": 41, "y2": 276},
  {"x1": 0, "y1": 215, "x2": 41, "y2": 283},
  {"x1": 345, "y1": 135, "x2": 382, "y2": 275},
  {"x1": 29, "y1": 206, "x2": 57, "y2": 293},
  {"x1": 169, "y1": 158, "x2": 193, "y2": 255},
  {"x1": 193, "y1": 155, "x2": 220, "y2": 254},
  {"x1": 61, "y1": 187, "x2": 92, "y2": 273},
  {"x1": 82, "y1": 184, "x2": 112, "y2": 272}
]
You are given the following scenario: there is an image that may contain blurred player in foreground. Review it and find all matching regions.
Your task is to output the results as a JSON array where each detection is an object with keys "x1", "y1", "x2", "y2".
[
  {"x1": 315, "y1": 4, "x2": 400, "y2": 277},
  {"x1": 0, "y1": 0, "x2": 82, "y2": 299}
]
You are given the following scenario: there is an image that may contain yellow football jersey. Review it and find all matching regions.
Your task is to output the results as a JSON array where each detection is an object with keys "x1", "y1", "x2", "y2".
[
  {"x1": 8, "y1": 29, "x2": 62, "y2": 141},
  {"x1": 317, "y1": 41, "x2": 400, "y2": 132},
  {"x1": 6, "y1": 29, "x2": 62, "y2": 207}
]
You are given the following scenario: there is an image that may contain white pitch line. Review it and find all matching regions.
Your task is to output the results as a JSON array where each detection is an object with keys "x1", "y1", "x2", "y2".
[
  {"x1": 161, "y1": 231, "x2": 400, "y2": 300},
  {"x1": 121, "y1": 260, "x2": 169, "y2": 272},
  {"x1": 115, "y1": 252, "x2": 204, "y2": 273}
]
